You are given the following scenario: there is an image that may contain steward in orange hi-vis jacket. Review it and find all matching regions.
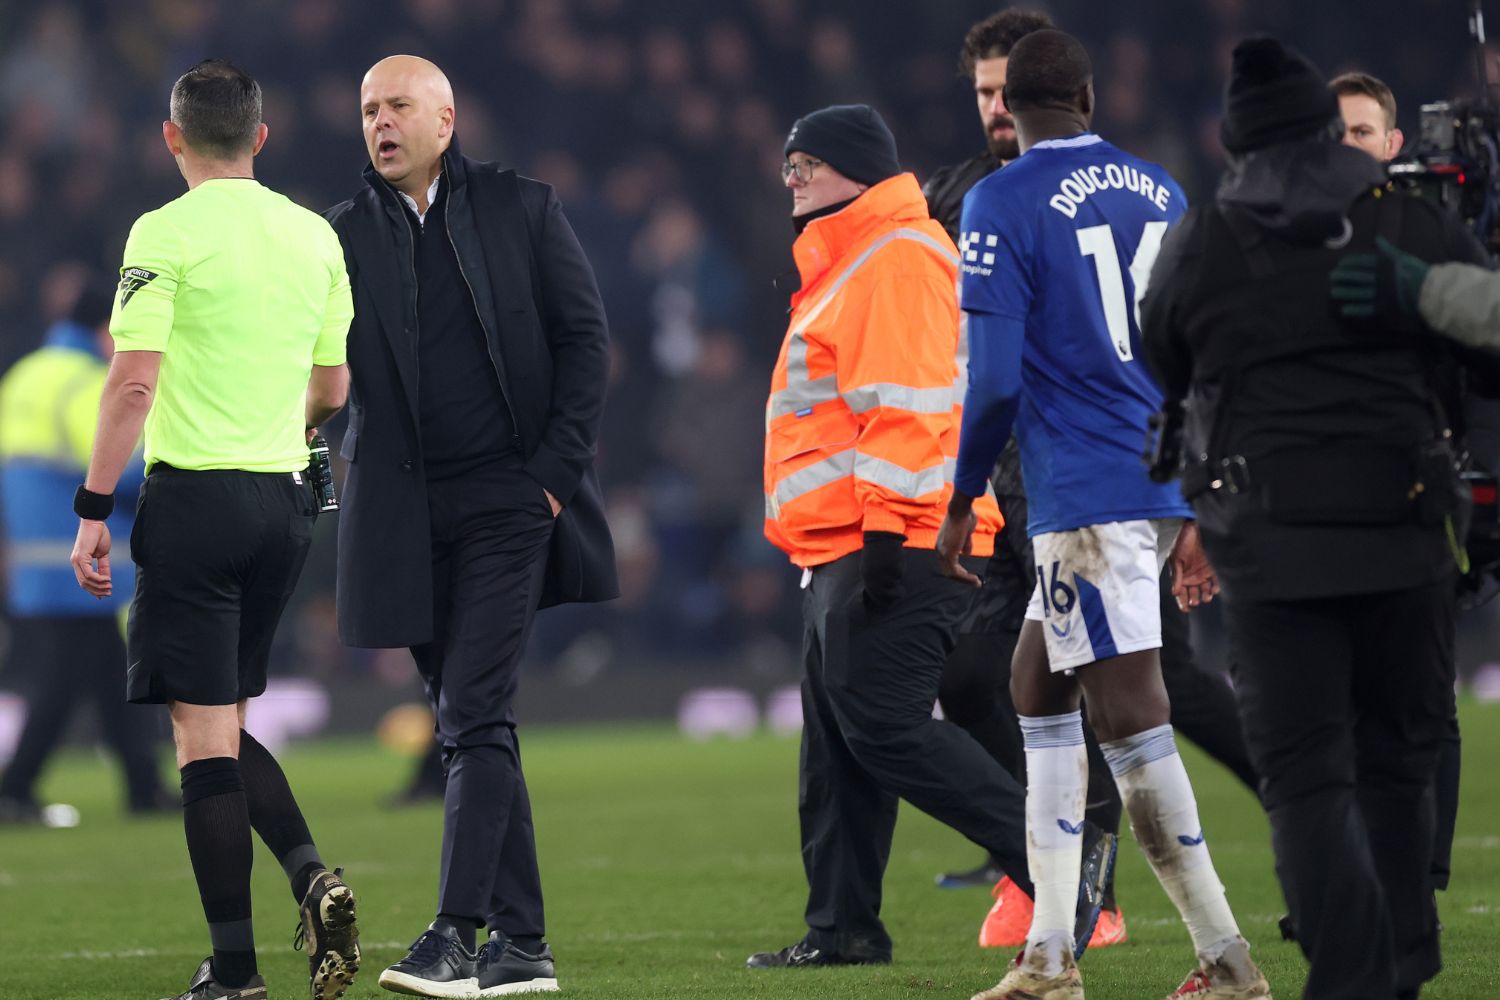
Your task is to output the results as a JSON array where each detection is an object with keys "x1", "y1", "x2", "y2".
[
  {"x1": 747, "y1": 105, "x2": 1034, "y2": 974},
  {"x1": 763, "y1": 169, "x2": 1002, "y2": 567}
]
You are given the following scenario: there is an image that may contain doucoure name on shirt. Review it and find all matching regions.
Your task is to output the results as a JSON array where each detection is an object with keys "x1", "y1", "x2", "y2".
[{"x1": 1049, "y1": 162, "x2": 1170, "y2": 218}]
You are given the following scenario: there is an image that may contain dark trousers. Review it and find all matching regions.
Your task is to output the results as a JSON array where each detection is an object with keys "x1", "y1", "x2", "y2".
[
  {"x1": 1157, "y1": 580, "x2": 1260, "y2": 792},
  {"x1": 0, "y1": 615, "x2": 163, "y2": 808},
  {"x1": 1225, "y1": 582, "x2": 1454, "y2": 1000},
  {"x1": 798, "y1": 549, "x2": 1029, "y2": 956},
  {"x1": 1430, "y1": 725, "x2": 1461, "y2": 893},
  {"x1": 411, "y1": 459, "x2": 554, "y2": 936}
]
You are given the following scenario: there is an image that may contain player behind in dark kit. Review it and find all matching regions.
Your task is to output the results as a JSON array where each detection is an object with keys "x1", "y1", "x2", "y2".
[{"x1": 937, "y1": 30, "x2": 1270, "y2": 1000}]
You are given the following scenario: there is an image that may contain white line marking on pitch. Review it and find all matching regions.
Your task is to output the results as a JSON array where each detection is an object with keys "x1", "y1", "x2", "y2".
[{"x1": 54, "y1": 942, "x2": 417, "y2": 961}]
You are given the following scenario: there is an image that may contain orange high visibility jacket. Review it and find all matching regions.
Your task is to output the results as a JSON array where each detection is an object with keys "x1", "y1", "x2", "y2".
[{"x1": 764, "y1": 173, "x2": 1002, "y2": 568}]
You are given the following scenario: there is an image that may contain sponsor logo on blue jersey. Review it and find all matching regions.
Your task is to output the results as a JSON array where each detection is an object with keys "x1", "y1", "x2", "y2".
[{"x1": 960, "y1": 231, "x2": 1000, "y2": 277}]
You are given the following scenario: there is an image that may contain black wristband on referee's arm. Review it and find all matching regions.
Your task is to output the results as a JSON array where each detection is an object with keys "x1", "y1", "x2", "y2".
[{"x1": 73, "y1": 485, "x2": 114, "y2": 521}]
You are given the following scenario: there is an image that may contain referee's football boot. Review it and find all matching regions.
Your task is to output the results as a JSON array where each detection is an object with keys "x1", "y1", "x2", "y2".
[
  {"x1": 1073, "y1": 821, "x2": 1118, "y2": 959},
  {"x1": 745, "y1": 935, "x2": 892, "y2": 968},
  {"x1": 294, "y1": 867, "x2": 360, "y2": 999},
  {"x1": 474, "y1": 932, "x2": 560, "y2": 996},
  {"x1": 377, "y1": 923, "x2": 477, "y2": 998},
  {"x1": 161, "y1": 958, "x2": 268, "y2": 1000}
]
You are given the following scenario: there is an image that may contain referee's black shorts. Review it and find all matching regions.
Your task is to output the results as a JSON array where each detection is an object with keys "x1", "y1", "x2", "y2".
[{"x1": 125, "y1": 464, "x2": 316, "y2": 706}]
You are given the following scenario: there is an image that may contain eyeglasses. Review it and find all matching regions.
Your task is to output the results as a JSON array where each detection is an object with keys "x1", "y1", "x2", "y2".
[{"x1": 781, "y1": 157, "x2": 825, "y2": 183}]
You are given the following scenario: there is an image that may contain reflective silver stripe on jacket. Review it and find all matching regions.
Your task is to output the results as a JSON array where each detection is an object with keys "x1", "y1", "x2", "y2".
[
  {"x1": 771, "y1": 228, "x2": 960, "y2": 420},
  {"x1": 766, "y1": 448, "x2": 854, "y2": 518},
  {"x1": 765, "y1": 449, "x2": 956, "y2": 518},
  {"x1": 841, "y1": 383, "x2": 955, "y2": 415}
]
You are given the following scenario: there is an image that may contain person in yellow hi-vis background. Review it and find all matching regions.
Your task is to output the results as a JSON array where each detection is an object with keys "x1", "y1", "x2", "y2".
[{"x1": 0, "y1": 279, "x2": 171, "y2": 824}]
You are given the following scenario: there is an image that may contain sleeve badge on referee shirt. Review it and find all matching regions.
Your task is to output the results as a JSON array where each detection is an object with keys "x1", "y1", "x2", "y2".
[{"x1": 118, "y1": 267, "x2": 159, "y2": 307}]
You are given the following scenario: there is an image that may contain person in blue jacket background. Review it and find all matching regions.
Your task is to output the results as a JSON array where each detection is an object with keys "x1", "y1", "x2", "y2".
[{"x1": 0, "y1": 278, "x2": 169, "y2": 823}]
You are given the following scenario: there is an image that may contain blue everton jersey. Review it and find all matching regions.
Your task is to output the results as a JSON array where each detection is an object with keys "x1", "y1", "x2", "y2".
[{"x1": 959, "y1": 133, "x2": 1191, "y2": 535}]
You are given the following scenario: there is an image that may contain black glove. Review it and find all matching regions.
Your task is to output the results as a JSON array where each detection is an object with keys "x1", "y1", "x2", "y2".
[{"x1": 860, "y1": 531, "x2": 907, "y2": 613}]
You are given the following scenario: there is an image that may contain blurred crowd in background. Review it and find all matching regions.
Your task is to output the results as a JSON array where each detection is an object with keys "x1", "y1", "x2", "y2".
[{"x1": 0, "y1": 0, "x2": 1495, "y2": 696}]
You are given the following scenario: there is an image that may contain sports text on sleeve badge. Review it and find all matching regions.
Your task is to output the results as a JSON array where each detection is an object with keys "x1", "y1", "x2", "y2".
[{"x1": 118, "y1": 267, "x2": 159, "y2": 307}]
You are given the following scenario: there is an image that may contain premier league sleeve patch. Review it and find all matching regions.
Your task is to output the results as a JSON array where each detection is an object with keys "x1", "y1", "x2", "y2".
[{"x1": 118, "y1": 267, "x2": 159, "y2": 307}]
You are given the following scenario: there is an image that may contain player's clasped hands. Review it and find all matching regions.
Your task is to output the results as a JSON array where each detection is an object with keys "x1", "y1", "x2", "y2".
[
  {"x1": 70, "y1": 518, "x2": 113, "y2": 598},
  {"x1": 1169, "y1": 520, "x2": 1218, "y2": 611}
]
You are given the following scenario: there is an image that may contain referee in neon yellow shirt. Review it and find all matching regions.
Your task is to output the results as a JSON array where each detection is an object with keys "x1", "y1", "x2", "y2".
[{"x1": 68, "y1": 60, "x2": 360, "y2": 1000}]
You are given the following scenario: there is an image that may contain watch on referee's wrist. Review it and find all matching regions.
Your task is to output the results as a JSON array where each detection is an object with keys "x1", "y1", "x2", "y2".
[{"x1": 73, "y1": 485, "x2": 114, "y2": 521}]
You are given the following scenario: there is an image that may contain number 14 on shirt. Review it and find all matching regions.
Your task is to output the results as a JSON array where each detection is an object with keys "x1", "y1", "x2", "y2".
[{"x1": 1076, "y1": 220, "x2": 1168, "y2": 363}]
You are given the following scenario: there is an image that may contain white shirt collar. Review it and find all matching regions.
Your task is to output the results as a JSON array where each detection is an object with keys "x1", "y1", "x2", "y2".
[
  {"x1": 398, "y1": 174, "x2": 442, "y2": 225},
  {"x1": 1029, "y1": 133, "x2": 1103, "y2": 151}
]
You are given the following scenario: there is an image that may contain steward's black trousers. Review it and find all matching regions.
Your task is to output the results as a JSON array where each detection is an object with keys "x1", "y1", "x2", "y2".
[
  {"x1": 411, "y1": 456, "x2": 555, "y2": 937},
  {"x1": 1224, "y1": 580, "x2": 1454, "y2": 1000},
  {"x1": 798, "y1": 548, "x2": 1029, "y2": 957}
]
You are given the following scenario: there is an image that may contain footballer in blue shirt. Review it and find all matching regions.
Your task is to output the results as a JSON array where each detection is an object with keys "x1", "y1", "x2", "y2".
[{"x1": 936, "y1": 30, "x2": 1270, "y2": 1000}]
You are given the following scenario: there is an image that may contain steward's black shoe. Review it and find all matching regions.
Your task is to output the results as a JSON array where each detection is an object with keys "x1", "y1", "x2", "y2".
[
  {"x1": 295, "y1": 867, "x2": 360, "y2": 999},
  {"x1": 746, "y1": 937, "x2": 891, "y2": 968},
  {"x1": 1073, "y1": 821, "x2": 1118, "y2": 959},
  {"x1": 161, "y1": 958, "x2": 267, "y2": 999},
  {"x1": 475, "y1": 933, "x2": 560, "y2": 996},
  {"x1": 936, "y1": 855, "x2": 1006, "y2": 890},
  {"x1": 378, "y1": 923, "x2": 476, "y2": 997}
]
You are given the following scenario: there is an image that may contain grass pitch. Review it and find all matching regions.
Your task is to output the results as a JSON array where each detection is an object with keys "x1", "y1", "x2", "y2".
[{"x1": 2, "y1": 701, "x2": 1497, "y2": 999}]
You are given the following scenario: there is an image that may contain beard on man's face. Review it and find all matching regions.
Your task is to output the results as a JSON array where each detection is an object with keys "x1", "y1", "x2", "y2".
[{"x1": 985, "y1": 115, "x2": 1019, "y2": 160}]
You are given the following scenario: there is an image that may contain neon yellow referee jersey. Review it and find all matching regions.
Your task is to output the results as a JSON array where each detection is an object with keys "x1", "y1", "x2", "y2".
[{"x1": 109, "y1": 178, "x2": 353, "y2": 473}]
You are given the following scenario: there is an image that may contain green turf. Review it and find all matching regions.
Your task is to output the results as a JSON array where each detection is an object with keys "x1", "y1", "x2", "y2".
[{"x1": 2, "y1": 701, "x2": 1498, "y2": 999}]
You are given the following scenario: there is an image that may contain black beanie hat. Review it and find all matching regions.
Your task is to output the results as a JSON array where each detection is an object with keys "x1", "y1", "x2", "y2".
[
  {"x1": 1220, "y1": 37, "x2": 1339, "y2": 154},
  {"x1": 784, "y1": 104, "x2": 902, "y2": 186}
]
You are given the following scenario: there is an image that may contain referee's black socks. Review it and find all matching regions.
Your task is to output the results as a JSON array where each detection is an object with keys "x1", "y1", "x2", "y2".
[
  {"x1": 239, "y1": 729, "x2": 325, "y2": 903},
  {"x1": 180, "y1": 757, "x2": 257, "y2": 989}
]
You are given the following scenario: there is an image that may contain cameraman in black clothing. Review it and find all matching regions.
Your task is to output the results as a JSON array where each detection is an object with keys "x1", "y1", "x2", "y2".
[
  {"x1": 1142, "y1": 38, "x2": 1488, "y2": 1000},
  {"x1": 1327, "y1": 67, "x2": 1469, "y2": 911}
]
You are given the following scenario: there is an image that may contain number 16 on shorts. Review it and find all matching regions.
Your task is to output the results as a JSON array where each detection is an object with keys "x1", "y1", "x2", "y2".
[
  {"x1": 1023, "y1": 520, "x2": 1170, "y2": 673},
  {"x1": 1036, "y1": 560, "x2": 1077, "y2": 620}
]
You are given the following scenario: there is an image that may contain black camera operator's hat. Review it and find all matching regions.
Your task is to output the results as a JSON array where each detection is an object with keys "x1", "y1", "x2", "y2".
[{"x1": 1220, "y1": 37, "x2": 1339, "y2": 154}]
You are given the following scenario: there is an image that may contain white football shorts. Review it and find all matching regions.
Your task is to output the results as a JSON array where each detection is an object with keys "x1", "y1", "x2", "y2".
[{"x1": 1025, "y1": 517, "x2": 1184, "y2": 672}]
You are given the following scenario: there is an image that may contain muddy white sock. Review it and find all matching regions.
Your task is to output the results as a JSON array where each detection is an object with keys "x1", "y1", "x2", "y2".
[
  {"x1": 1101, "y1": 724, "x2": 1242, "y2": 963},
  {"x1": 1020, "y1": 711, "x2": 1087, "y2": 974}
]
